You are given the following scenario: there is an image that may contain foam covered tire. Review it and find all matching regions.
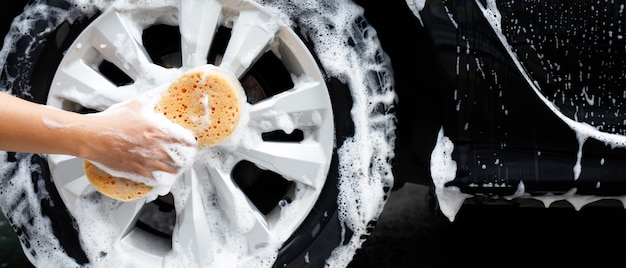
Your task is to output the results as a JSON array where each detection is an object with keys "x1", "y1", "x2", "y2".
[{"x1": 0, "y1": 0, "x2": 396, "y2": 267}]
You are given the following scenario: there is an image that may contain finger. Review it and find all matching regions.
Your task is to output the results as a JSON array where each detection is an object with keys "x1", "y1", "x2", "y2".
[
  {"x1": 146, "y1": 159, "x2": 180, "y2": 174},
  {"x1": 144, "y1": 127, "x2": 196, "y2": 147},
  {"x1": 157, "y1": 133, "x2": 195, "y2": 147}
]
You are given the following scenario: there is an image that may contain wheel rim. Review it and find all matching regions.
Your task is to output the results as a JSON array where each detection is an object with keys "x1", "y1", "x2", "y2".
[{"x1": 45, "y1": 1, "x2": 334, "y2": 265}]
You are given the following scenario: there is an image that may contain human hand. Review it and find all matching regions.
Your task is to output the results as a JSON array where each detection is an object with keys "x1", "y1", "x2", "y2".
[{"x1": 80, "y1": 99, "x2": 196, "y2": 179}]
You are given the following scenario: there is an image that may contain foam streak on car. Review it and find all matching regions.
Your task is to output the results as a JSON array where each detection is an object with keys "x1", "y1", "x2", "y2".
[{"x1": 408, "y1": 0, "x2": 626, "y2": 221}]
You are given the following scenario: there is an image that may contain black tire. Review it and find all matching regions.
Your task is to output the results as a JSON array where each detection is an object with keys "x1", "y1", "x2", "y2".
[{"x1": 0, "y1": 1, "x2": 396, "y2": 267}]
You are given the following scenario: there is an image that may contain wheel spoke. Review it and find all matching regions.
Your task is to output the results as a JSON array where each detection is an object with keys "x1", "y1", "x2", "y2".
[
  {"x1": 206, "y1": 166, "x2": 272, "y2": 250},
  {"x1": 49, "y1": 10, "x2": 166, "y2": 111},
  {"x1": 49, "y1": 61, "x2": 134, "y2": 111},
  {"x1": 174, "y1": 169, "x2": 213, "y2": 264},
  {"x1": 49, "y1": 156, "x2": 148, "y2": 244},
  {"x1": 111, "y1": 200, "x2": 147, "y2": 237},
  {"x1": 179, "y1": 0, "x2": 222, "y2": 68},
  {"x1": 249, "y1": 81, "x2": 331, "y2": 129},
  {"x1": 90, "y1": 11, "x2": 155, "y2": 81},
  {"x1": 47, "y1": 155, "x2": 90, "y2": 209},
  {"x1": 219, "y1": 8, "x2": 275, "y2": 77},
  {"x1": 236, "y1": 142, "x2": 328, "y2": 188}
]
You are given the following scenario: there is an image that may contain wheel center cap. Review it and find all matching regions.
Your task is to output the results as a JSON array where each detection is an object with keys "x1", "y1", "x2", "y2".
[{"x1": 155, "y1": 65, "x2": 244, "y2": 147}]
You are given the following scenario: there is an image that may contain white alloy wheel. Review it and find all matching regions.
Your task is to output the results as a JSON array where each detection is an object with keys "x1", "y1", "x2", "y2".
[{"x1": 46, "y1": 1, "x2": 333, "y2": 266}]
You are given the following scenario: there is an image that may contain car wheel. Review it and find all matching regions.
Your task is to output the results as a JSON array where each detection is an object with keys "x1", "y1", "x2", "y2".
[{"x1": 0, "y1": 0, "x2": 396, "y2": 267}]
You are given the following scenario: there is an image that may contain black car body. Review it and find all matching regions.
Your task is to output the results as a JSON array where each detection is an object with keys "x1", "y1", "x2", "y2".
[{"x1": 358, "y1": 0, "x2": 626, "y2": 220}]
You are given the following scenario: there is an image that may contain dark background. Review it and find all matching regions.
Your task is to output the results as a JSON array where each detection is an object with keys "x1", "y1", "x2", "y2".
[
  {"x1": 350, "y1": 184, "x2": 626, "y2": 268},
  {"x1": 0, "y1": 213, "x2": 30, "y2": 267}
]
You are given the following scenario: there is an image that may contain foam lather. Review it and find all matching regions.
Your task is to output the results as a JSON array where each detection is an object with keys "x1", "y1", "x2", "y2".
[{"x1": 84, "y1": 65, "x2": 243, "y2": 201}]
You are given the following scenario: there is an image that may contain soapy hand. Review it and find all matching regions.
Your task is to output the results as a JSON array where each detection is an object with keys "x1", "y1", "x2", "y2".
[
  {"x1": 82, "y1": 99, "x2": 194, "y2": 179},
  {"x1": 0, "y1": 91, "x2": 196, "y2": 181}
]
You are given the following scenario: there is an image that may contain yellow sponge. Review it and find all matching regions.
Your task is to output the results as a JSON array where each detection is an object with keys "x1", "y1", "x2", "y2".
[{"x1": 84, "y1": 66, "x2": 243, "y2": 201}]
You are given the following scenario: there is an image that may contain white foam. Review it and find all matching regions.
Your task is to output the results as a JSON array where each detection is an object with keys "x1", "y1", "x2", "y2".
[
  {"x1": 430, "y1": 128, "x2": 471, "y2": 222},
  {"x1": 405, "y1": 0, "x2": 426, "y2": 25},
  {"x1": 268, "y1": 1, "x2": 397, "y2": 265}
]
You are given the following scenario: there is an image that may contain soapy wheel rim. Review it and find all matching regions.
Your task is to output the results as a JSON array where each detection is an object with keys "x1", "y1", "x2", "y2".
[{"x1": 44, "y1": 1, "x2": 334, "y2": 265}]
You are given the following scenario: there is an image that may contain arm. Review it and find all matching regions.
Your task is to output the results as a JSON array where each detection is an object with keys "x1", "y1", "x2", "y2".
[{"x1": 0, "y1": 92, "x2": 185, "y2": 178}]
